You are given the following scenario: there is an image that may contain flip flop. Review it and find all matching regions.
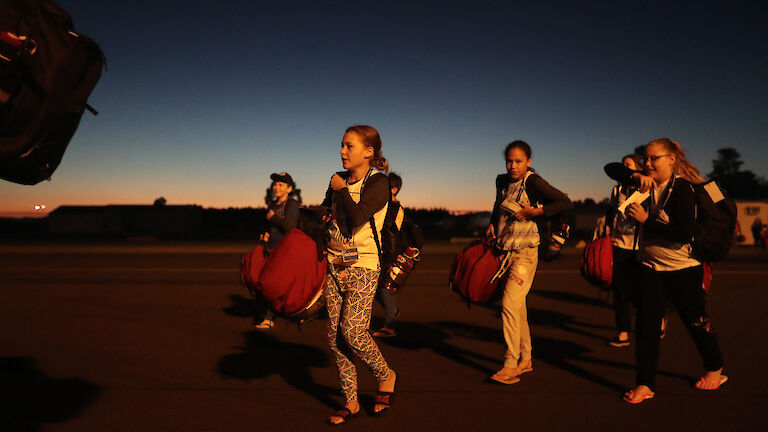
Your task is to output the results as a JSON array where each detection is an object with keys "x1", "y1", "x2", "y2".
[
  {"x1": 695, "y1": 375, "x2": 728, "y2": 390},
  {"x1": 326, "y1": 407, "x2": 359, "y2": 426},
  {"x1": 623, "y1": 389, "x2": 655, "y2": 404},
  {"x1": 516, "y1": 362, "x2": 533, "y2": 375},
  {"x1": 372, "y1": 327, "x2": 396, "y2": 338},
  {"x1": 490, "y1": 372, "x2": 521, "y2": 385}
]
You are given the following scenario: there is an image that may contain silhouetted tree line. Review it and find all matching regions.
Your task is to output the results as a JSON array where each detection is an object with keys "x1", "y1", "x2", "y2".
[{"x1": 707, "y1": 148, "x2": 768, "y2": 199}]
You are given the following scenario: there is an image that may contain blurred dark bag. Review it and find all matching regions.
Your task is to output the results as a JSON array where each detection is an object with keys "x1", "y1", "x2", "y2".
[
  {"x1": 255, "y1": 229, "x2": 328, "y2": 322},
  {"x1": 691, "y1": 181, "x2": 737, "y2": 262},
  {"x1": 240, "y1": 242, "x2": 267, "y2": 296},
  {"x1": 580, "y1": 235, "x2": 613, "y2": 290},
  {"x1": 0, "y1": 0, "x2": 104, "y2": 185},
  {"x1": 374, "y1": 201, "x2": 425, "y2": 294},
  {"x1": 449, "y1": 239, "x2": 511, "y2": 303}
]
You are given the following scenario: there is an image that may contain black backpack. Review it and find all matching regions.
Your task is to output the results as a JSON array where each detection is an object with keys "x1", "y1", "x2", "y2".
[
  {"x1": 0, "y1": 0, "x2": 104, "y2": 185},
  {"x1": 376, "y1": 202, "x2": 419, "y2": 270},
  {"x1": 692, "y1": 180, "x2": 737, "y2": 262}
]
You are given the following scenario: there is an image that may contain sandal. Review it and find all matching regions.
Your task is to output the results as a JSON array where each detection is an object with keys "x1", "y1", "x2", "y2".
[
  {"x1": 623, "y1": 388, "x2": 655, "y2": 405},
  {"x1": 254, "y1": 319, "x2": 274, "y2": 329},
  {"x1": 695, "y1": 375, "x2": 728, "y2": 390},
  {"x1": 326, "y1": 407, "x2": 359, "y2": 426},
  {"x1": 371, "y1": 391, "x2": 395, "y2": 417},
  {"x1": 372, "y1": 327, "x2": 396, "y2": 338},
  {"x1": 516, "y1": 361, "x2": 533, "y2": 375},
  {"x1": 607, "y1": 336, "x2": 630, "y2": 348},
  {"x1": 372, "y1": 374, "x2": 397, "y2": 417},
  {"x1": 490, "y1": 370, "x2": 521, "y2": 385}
]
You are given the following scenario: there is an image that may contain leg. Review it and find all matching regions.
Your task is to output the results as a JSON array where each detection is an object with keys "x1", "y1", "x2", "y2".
[
  {"x1": 339, "y1": 267, "x2": 391, "y2": 382},
  {"x1": 373, "y1": 287, "x2": 398, "y2": 337},
  {"x1": 611, "y1": 248, "x2": 636, "y2": 335},
  {"x1": 379, "y1": 288, "x2": 398, "y2": 328},
  {"x1": 634, "y1": 265, "x2": 668, "y2": 392},
  {"x1": 338, "y1": 267, "x2": 396, "y2": 414},
  {"x1": 667, "y1": 266, "x2": 725, "y2": 387},
  {"x1": 325, "y1": 266, "x2": 360, "y2": 404},
  {"x1": 499, "y1": 247, "x2": 538, "y2": 375}
]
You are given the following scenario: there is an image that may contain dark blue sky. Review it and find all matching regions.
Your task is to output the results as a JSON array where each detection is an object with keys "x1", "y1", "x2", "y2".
[{"x1": 2, "y1": 0, "x2": 767, "y2": 214}]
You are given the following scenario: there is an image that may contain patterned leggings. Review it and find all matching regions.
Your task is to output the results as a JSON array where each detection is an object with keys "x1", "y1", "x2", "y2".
[{"x1": 325, "y1": 263, "x2": 391, "y2": 402}]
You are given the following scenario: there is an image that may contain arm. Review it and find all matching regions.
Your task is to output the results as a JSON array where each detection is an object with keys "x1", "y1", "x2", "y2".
[
  {"x1": 605, "y1": 162, "x2": 654, "y2": 192},
  {"x1": 643, "y1": 182, "x2": 697, "y2": 243},
  {"x1": 528, "y1": 175, "x2": 572, "y2": 218},
  {"x1": 268, "y1": 199, "x2": 299, "y2": 234},
  {"x1": 604, "y1": 186, "x2": 619, "y2": 232},
  {"x1": 489, "y1": 175, "x2": 506, "y2": 228},
  {"x1": 334, "y1": 173, "x2": 390, "y2": 227}
]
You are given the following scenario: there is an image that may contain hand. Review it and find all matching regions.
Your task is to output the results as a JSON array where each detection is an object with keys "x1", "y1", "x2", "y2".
[
  {"x1": 260, "y1": 232, "x2": 270, "y2": 243},
  {"x1": 514, "y1": 203, "x2": 543, "y2": 222},
  {"x1": 631, "y1": 173, "x2": 655, "y2": 193},
  {"x1": 330, "y1": 174, "x2": 347, "y2": 192},
  {"x1": 319, "y1": 206, "x2": 333, "y2": 224},
  {"x1": 626, "y1": 203, "x2": 648, "y2": 223},
  {"x1": 485, "y1": 224, "x2": 496, "y2": 240},
  {"x1": 266, "y1": 209, "x2": 275, "y2": 220}
]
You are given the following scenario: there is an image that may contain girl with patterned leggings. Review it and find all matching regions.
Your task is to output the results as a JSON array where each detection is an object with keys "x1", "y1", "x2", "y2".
[{"x1": 321, "y1": 125, "x2": 397, "y2": 425}]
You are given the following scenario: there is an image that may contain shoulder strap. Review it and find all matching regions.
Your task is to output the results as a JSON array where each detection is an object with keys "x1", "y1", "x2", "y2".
[
  {"x1": 366, "y1": 169, "x2": 387, "y2": 258},
  {"x1": 370, "y1": 216, "x2": 382, "y2": 257},
  {"x1": 523, "y1": 172, "x2": 542, "y2": 207}
]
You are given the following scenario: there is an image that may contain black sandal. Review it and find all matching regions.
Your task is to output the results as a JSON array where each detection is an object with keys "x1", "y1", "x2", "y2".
[
  {"x1": 371, "y1": 391, "x2": 395, "y2": 417},
  {"x1": 326, "y1": 407, "x2": 359, "y2": 426}
]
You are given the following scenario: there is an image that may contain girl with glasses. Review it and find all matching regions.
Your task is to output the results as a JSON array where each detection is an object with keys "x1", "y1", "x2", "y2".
[{"x1": 622, "y1": 138, "x2": 727, "y2": 404}]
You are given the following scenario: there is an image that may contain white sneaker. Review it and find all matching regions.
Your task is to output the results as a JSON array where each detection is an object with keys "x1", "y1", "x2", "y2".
[{"x1": 254, "y1": 319, "x2": 275, "y2": 329}]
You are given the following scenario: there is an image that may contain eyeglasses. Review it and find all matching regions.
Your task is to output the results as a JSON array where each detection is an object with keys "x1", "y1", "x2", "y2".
[{"x1": 646, "y1": 154, "x2": 671, "y2": 163}]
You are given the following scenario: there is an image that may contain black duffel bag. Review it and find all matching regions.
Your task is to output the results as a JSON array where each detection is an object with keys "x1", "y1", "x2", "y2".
[{"x1": 0, "y1": 0, "x2": 104, "y2": 185}]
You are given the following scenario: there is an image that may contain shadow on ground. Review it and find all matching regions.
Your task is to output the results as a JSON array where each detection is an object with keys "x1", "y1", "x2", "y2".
[
  {"x1": 216, "y1": 331, "x2": 339, "y2": 409},
  {"x1": 0, "y1": 357, "x2": 100, "y2": 432}
]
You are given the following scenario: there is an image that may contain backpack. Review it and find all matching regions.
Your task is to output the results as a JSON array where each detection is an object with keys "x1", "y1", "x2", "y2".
[
  {"x1": 579, "y1": 236, "x2": 613, "y2": 289},
  {"x1": 372, "y1": 201, "x2": 425, "y2": 293},
  {"x1": 254, "y1": 229, "x2": 328, "y2": 322},
  {"x1": 449, "y1": 240, "x2": 511, "y2": 303},
  {"x1": 691, "y1": 181, "x2": 737, "y2": 262},
  {"x1": 0, "y1": 0, "x2": 104, "y2": 185}
]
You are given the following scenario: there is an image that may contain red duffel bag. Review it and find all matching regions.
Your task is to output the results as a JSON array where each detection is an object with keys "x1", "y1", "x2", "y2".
[
  {"x1": 240, "y1": 243, "x2": 267, "y2": 297},
  {"x1": 257, "y1": 229, "x2": 327, "y2": 322},
  {"x1": 580, "y1": 236, "x2": 613, "y2": 289},
  {"x1": 450, "y1": 240, "x2": 510, "y2": 303}
]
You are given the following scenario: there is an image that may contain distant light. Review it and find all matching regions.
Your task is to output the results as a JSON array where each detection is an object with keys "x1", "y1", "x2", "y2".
[{"x1": 34, "y1": 204, "x2": 46, "y2": 210}]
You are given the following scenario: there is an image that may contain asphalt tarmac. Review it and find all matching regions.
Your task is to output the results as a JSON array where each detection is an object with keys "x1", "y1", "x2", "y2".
[{"x1": 1, "y1": 242, "x2": 766, "y2": 431}]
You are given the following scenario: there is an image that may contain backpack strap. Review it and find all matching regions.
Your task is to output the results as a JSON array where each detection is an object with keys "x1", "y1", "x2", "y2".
[
  {"x1": 370, "y1": 216, "x2": 382, "y2": 257},
  {"x1": 362, "y1": 169, "x2": 388, "y2": 259}
]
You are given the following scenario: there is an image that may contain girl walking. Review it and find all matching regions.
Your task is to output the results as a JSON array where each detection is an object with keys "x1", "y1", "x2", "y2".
[
  {"x1": 321, "y1": 125, "x2": 396, "y2": 424},
  {"x1": 487, "y1": 140, "x2": 571, "y2": 385},
  {"x1": 623, "y1": 138, "x2": 727, "y2": 404},
  {"x1": 605, "y1": 154, "x2": 644, "y2": 347},
  {"x1": 253, "y1": 172, "x2": 299, "y2": 329}
]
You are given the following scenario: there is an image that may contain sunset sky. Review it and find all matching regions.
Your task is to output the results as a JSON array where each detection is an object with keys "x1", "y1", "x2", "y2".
[{"x1": 2, "y1": 0, "x2": 766, "y2": 217}]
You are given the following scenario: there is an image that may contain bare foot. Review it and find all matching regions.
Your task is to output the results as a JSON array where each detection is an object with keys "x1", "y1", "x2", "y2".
[{"x1": 328, "y1": 400, "x2": 360, "y2": 425}]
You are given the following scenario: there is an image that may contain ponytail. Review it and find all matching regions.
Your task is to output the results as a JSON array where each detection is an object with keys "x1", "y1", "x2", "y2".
[
  {"x1": 648, "y1": 138, "x2": 704, "y2": 184},
  {"x1": 345, "y1": 125, "x2": 389, "y2": 174}
]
